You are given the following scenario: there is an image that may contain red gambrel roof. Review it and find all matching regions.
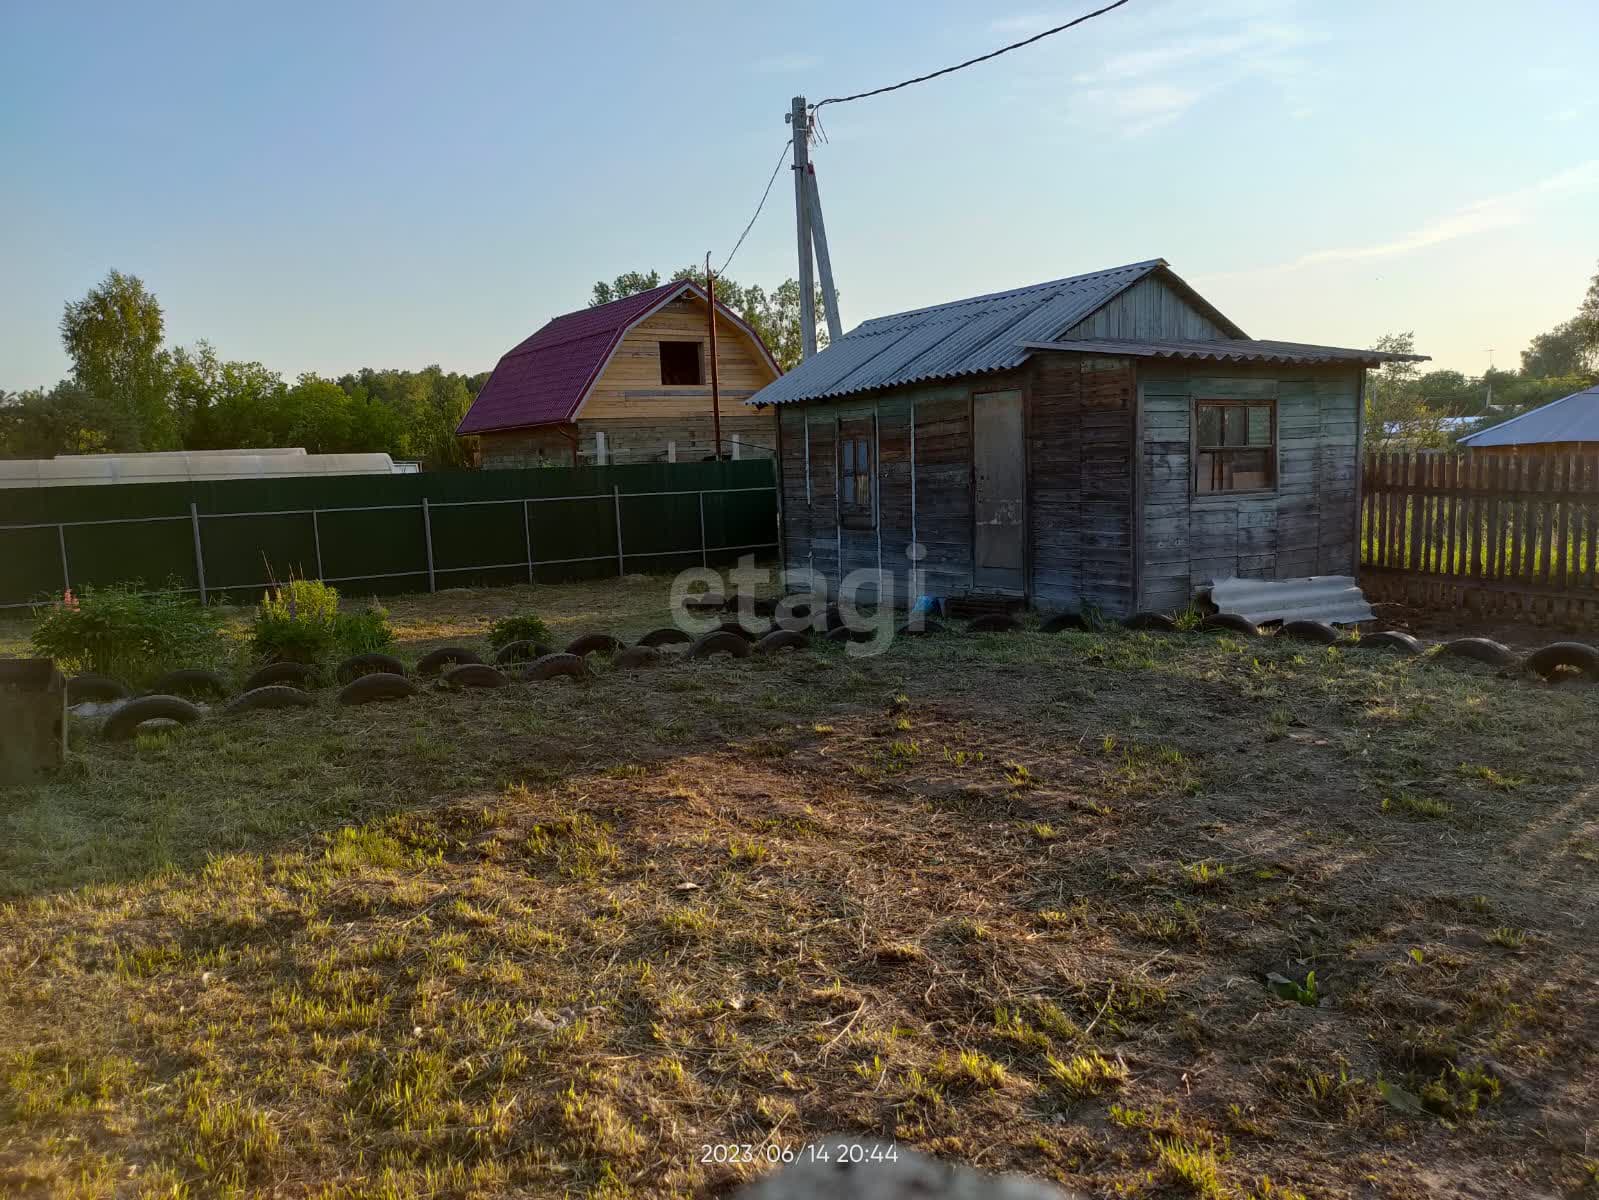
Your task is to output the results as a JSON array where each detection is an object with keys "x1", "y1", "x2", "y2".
[{"x1": 457, "y1": 281, "x2": 779, "y2": 435}]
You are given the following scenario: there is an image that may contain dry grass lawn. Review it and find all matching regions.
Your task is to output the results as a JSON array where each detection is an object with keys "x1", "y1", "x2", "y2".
[{"x1": 1, "y1": 576, "x2": 1597, "y2": 1199}]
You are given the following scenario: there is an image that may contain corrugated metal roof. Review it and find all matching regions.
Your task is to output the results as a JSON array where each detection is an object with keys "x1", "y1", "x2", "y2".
[
  {"x1": 751, "y1": 259, "x2": 1237, "y2": 406},
  {"x1": 458, "y1": 281, "x2": 779, "y2": 435},
  {"x1": 1457, "y1": 384, "x2": 1599, "y2": 447},
  {"x1": 1022, "y1": 336, "x2": 1430, "y2": 366},
  {"x1": 1208, "y1": 576, "x2": 1375, "y2": 626}
]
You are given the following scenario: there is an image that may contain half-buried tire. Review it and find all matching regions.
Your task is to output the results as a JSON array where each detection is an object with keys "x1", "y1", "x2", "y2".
[
  {"x1": 967, "y1": 613, "x2": 1022, "y2": 634},
  {"x1": 68, "y1": 673, "x2": 131, "y2": 704},
  {"x1": 1124, "y1": 612, "x2": 1179, "y2": 633},
  {"x1": 1523, "y1": 640, "x2": 1599, "y2": 682},
  {"x1": 1356, "y1": 630, "x2": 1424, "y2": 655},
  {"x1": 612, "y1": 645, "x2": 662, "y2": 670},
  {"x1": 1199, "y1": 613, "x2": 1259, "y2": 637},
  {"x1": 565, "y1": 632, "x2": 625, "y2": 658},
  {"x1": 523, "y1": 653, "x2": 590, "y2": 682},
  {"x1": 103, "y1": 694, "x2": 202, "y2": 741},
  {"x1": 150, "y1": 667, "x2": 230, "y2": 699},
  {"x1": 756, "y1": 629, "x2": 809, "y2": 654},
  {"x1": 895, "y1": 619, "x2": 946, "y2": 637},
  {"x1": 337, "y1": 672, "x2": 417, "y2": 705},
  {"x1": 1039, "y1": 612, "x2": 1086, "y2": 634},
  {"x1": 714, "y1": 619, "x2": 768, "y2": 641},
  {"x1": 1439, "y1": 637, "x2": 1518, "y2": 669},
  {"x1": 416, "y1": 646, "x2": 484, "y2": 676},
  {"x1": 243, "y1": 661, "x2": 319, "y2": 691},
  {"x1": 336, "y1": 653, "x2": 408, "y2": 685},
  {"x1": 1279, "y1": 620, "x2": 1341, "y2": 645},
  {"x1": 494, "y1": 640, "x2": 551, "y2": 666},
  {"x1": 688, "y1": 631, "x2": 752, "y2": 659},
  {"x1": 223, "y1": 685, "x2": 316, "y2": 716},
  {"x1": 636, "y1": 627, "x2": 692, "y2": 649},
  {"x1": 440, "y1": 663, "x2": 511, "y2": 689}
]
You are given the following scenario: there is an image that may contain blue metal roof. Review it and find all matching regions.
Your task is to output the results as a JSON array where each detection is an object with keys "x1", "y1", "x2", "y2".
[
  {"x1": 1458, "y1": 385, "x2": 1599, "y2": 447},
  {"x1": 751, "y1": 258, "x2": 1242, "y2": 406}
]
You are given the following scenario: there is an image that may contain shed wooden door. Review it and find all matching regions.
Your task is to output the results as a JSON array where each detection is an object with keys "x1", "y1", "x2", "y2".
[{"x1": 972, "y1": 389, "x2": 1026, "y2": 593}]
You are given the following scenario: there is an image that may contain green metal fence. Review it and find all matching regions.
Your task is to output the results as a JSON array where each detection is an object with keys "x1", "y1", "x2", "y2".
[{"x1": 0, "y1": 460, "x2": 777, "y2": 608}]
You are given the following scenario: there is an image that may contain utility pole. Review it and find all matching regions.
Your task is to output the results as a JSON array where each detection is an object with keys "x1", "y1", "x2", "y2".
[
  {"x1": 789, "y1": 96, "x2": 817, "y2": 360},
  {"x1": 1484, "y1": 348, "x2": 1495, "y2": 412},
  {"x1": 706, "y1": 253, "x2": 722, "y2": 460},
  {"x1": 805, "y1": 166, "x2": 844, "y2": 345}
]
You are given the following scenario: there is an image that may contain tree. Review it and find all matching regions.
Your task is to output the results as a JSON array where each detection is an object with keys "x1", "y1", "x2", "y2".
[
  {"x1": 1365, "y1": 332, "x2": 1445, "y2": 450},
  {"x1": 1520, "y1": 259, "x2": 1599, "y2": 379},
  {"x1": 1520, "y1": 320, "x2": 1589, "y2": 378},
  {"x1": 589, "y1": 266, "x2": 831, "y2": 371},
  {"x1": 58, "y1": 270, "x2": 174, "y2": 450},
  {"x1": 0, "y1": 382, "x2": 135, "y2": 457}
]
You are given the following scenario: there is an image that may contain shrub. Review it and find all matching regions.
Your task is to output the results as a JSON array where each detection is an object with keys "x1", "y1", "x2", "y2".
[
  {"x1": 31, "y1": 583, "x2": 225, "y2": 686},
  {"x1": 487, "y1": 611, "x2": 551, "y2": 650},
  {"x1": 251, "y1": 579, "x2": 393, "y2": 663}
]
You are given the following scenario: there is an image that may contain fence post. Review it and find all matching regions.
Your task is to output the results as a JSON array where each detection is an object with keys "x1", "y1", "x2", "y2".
[
  {"x1": 613, "y1": 485, "x2": 625, "y2": 576},
  {"x1": 698, "y1": 491, "x2": 708, "y2": 567},
  {"x1": 189, "y1": 502, "x2": 208, "y2": 603},
  {"x1": 421, "y1": 498, "x2": 436, "y2": 593},
  {"x1": 311, "y1": 510, "x2": 324, "y2": 580},
  {"x1": 57, "y1": 524, "x2": 70, "y2": 591},
  {"x1": 523, "y1": 499, "x2": 534, "y2": 583}
]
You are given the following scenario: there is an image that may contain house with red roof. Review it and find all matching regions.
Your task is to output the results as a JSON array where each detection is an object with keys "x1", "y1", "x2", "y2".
[{"x1": 457, "y1": 281, "x2": 781, "y2": 468}]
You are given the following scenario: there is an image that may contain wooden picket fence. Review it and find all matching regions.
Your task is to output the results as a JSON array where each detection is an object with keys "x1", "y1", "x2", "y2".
[{"x1": 1360, "y1": 450, "x2": 1599, "y2": 626}]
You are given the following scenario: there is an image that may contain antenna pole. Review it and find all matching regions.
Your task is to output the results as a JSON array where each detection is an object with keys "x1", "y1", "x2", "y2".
[{"x1": 707, "y1": 252, "x2": 722, "y2": 460}]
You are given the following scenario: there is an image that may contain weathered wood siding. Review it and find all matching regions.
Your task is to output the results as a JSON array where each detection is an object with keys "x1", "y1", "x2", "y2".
[
  {"x1": 1138, "y1": 364, "x2": 1363, "y2": 612},
  {"x1": 1027, "y1": 355, "x2": 1138, "y2": 615},
  {"x1": 1062, "y1": 275, "x2": 1230, "y2": 341},
  {"x1": 773, "y1": 361, "x2": 1139, "y2": 612},
  {"x1": 776, "y1": 386, "x2": 981, "y2": 603},
  {"x1": 582, "y1": 295, "x2": 776, "y2": 422}
]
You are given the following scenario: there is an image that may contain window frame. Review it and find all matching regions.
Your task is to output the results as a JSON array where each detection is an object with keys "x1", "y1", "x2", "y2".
[
  {"x1": 1192, "y1": 397, "x2": 1278, "y2": 497},
  {"x1": 658, "y1": 340, "x2": 704, "y2": 387},
  {"x1": 837, "y1": 415, "x2": 876, "y2": 531}
]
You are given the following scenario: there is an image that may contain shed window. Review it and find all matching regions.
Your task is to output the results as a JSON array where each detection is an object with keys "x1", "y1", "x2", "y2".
[
  {"x1": 838, "y1": 417, "x2": 875, "y2": 529},
  {"x1": 1195, "y1": 399, "x2": 1275, "y2": 494},
  {"x1": 659, "y1": 341, "x2": 703, "y2": 386}
]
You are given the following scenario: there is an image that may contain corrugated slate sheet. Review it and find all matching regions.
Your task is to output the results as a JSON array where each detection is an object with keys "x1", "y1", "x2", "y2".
[
  {"x1": 1022, "y1": 336, "x2": 1428, "y2": 366},
  {"x1": 750, "y1": 259, "x2": 1180, "y2": 406},
  {"x1": 1457, "y1": 384, "x2": 1599, "y2": 448},
  {"x1": 1208, "y1": 576, "x2": 1375, "y2": 626}
]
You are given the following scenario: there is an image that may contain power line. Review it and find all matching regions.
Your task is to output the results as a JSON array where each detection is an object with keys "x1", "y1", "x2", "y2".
[
  {"x1": 719, "y1": 138, "x2": 792, "y2": 275},
  {"x1": 811, "y1": 0, "x2": 1133, "y2": 111}
]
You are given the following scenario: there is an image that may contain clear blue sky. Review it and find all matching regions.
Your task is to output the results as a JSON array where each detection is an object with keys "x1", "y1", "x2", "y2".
[{"x1": 2, "y1": 0, "x2": 1595, "y2": 390}]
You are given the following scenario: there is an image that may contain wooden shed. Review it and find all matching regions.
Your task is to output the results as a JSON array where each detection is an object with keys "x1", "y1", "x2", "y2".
[
  {"x1": 459, "y1": 281, "x2": 780, "y2": 467},
  {"x1": 748, "y1": 259, "x2": 1424, "y2": 617},
  {"x1": 1457, "y1": 383, "x2": 1599, "y2": 455}
]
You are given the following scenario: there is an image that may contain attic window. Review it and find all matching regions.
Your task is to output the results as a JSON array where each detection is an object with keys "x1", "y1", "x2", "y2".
[
  {"x1": 1195, "y1": 399, "x2": 1276, "y2": 494},
  {"x1": 659, "y1": 341, "x2": 703, "y2": 386}
]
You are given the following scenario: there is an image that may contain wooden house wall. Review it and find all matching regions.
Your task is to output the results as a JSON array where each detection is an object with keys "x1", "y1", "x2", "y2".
[
  {"x1": 775, "y1": 383, "x2": 984, "y2": 604},
  {"x1": 1137, "y1": 363, "x2": 1363, "y2": 613},
  {"x1": 1062, "y1": 276, "x2": 1230, "y2": 341},
  {"x1": 1026, "y1": 355, "x2": 1137, "y2": 615},
  {"x1": 582, "y1": 296, "x2": 776, "y2": 422},
  {"x1": 774, "y1": 361, "x2": 1140, "y2": 612}
]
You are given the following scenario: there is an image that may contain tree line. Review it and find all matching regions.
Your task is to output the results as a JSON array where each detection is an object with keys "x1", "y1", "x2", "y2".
[
  {"x1": 0, "y1": 271, "x2": 487, "y2": 468},
  {"x1": 1365, "y1": 260, "x2": 1599, "y2": 449},
  {"x1": 1, "y1": 267, "x2": 824, "y2": 467}
]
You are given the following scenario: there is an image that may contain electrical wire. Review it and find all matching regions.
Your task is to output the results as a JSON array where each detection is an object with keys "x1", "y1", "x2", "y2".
[
  {"x1": 719, "y1": 138, "x2": 793, "y2": 275},
  {"x1": 811, "y1": 0, "x2": 1133, "y2": 111}
]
